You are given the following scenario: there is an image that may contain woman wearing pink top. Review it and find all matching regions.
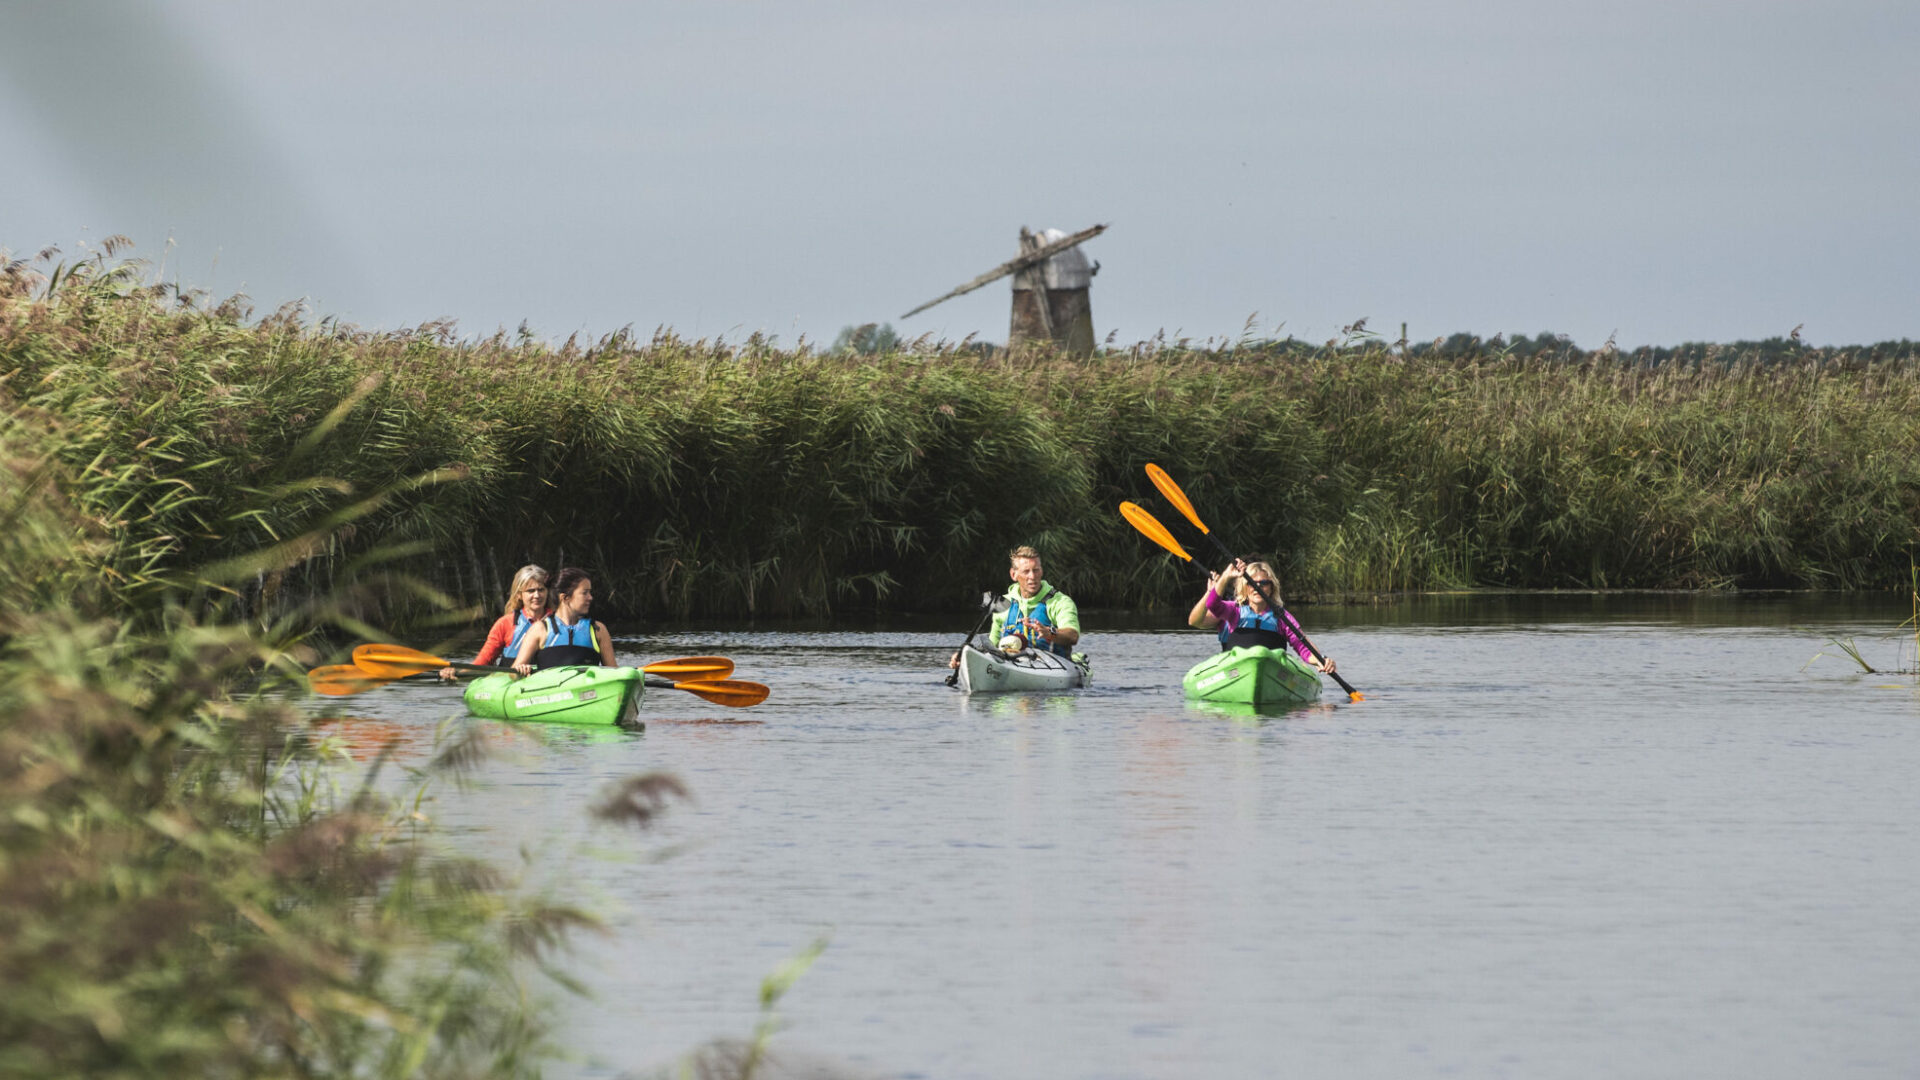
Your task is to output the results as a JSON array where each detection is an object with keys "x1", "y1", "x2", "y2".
[{"x1": 1200, "y1": 558, "x2": 1336, "y2": 673}]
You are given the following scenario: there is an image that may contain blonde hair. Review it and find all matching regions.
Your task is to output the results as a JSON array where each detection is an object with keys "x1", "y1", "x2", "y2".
[
  {"x1": 502, "y1": 564, "x2": 551, "y2": 618},
  {"x1": 1225, "y1": 560, "x2": 1282, "y2": 607},
  {"x1": 1008, "y1": 545, "x2": 1042, "y2": 565},
  {"x1": 1236, "y1": 564, "x2": 1282, "y2": 607}
]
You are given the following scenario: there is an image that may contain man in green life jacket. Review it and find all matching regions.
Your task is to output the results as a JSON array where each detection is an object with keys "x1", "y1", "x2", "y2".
[{"x1": 949, "y1": 545, "x2": 1082, "y2": 667}]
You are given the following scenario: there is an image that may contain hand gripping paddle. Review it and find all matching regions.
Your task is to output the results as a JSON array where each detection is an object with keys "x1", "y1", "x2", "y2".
[{"x1": 1121, "y1": 466, "x2": 1364, "y2": 701}]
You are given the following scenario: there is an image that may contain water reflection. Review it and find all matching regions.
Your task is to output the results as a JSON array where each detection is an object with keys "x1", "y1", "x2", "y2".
[
  {"x1": 960, "y1": 691, "x2": 1085, "y2": 718},
  {"x1": 308, "y1": 714, "x2": 437, "y2": 763},
  {"x1": 1185, "y1": 698, "x2": 1341, "y2": 724},
  {"x1": 307, "y1": 709, "x2": 643, "y2": 765},
  {"x1": 308, "y1": 594, "x2": 1920, "y2": 1080}
]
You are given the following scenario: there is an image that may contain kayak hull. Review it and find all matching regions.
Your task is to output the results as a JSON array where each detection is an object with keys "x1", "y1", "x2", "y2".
[
  {"x1": 957, "y1": 642, "x2": 1089, "y2": 694},
  {"x1": 1183, "y1": 646, "x2": 1322, "y2": 707},
  {"x1": 463, "y1": 666, "x2": 645, "y2": 726}
]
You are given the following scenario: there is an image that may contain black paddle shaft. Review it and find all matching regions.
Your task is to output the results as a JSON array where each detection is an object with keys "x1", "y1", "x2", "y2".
[
  {"x1": 1198, "y1": 532, "x2": 1363, "y2": 700},
  {"x1": 418, "y1": 659, "x2": 516, "y2": 679},
  {"x1": 945, "y1": 593, "x2": 1001, "y2": 687}
]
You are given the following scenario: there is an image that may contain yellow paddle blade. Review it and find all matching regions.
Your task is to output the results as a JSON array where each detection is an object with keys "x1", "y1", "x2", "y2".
[
  {"x1": 308, "y1": 663, "x2": 397, "y2": 696},
  {"x1": 352, "y1": 642, "x2": 450, "y2": 676},
  {"x1": 1119, "y1": 501, "x2": 1192, "y2": 562},
  {"x1": 1145, "y1": 462, "x2": 1210, "y2": 535},
  {"x1": 642, "y1": 656, "x2": 735, "y2": 680},
  {"x1": 656, "y1": 678, "x2": 770, "y2": 708}
]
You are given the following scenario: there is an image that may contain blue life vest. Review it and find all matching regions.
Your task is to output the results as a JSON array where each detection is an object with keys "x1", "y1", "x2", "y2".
[
  {"x1": 504, "y1": 612, "x2": 536, "y2": 657},
  {"x1": 1224, "y1": 606, "x2": 1289, "y2": 652},
  {"x1": 1235, "y1": 608, "x2": 1280, "y2": 633},
  {"x1": 534, "y1": 613, "x2": 602, "y2": 669},
  {"x1": 1001, "y1": 588, "x2": 1073, "y2": 657}
]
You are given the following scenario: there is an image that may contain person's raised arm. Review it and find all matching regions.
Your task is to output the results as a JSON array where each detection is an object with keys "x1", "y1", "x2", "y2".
[
  {"x1": 1187, "y1": 596, "x2": 1218, "y2": 629},
  {"x1": 1203, "y1": 566, "x2": 1242, "y2": 626},
  {"x1": 1188, "y1": 570, "x2": 1221, "y2": 629}
]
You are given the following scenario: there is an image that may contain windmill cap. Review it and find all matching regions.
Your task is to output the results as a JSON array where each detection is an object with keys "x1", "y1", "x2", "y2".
[{"x1": 1016, "y1": 226, "x2": 1094, "y2": 291}]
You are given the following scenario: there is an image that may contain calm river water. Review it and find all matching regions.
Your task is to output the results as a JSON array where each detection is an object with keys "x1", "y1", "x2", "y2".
[{"x1": 314, "y1": 595, "x2": 1920, "y2": 1080}]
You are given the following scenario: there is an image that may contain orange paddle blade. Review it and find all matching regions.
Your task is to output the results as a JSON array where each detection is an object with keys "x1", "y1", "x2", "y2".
[
  {"x1": 642, "y1": 656, "x2": 735, "y2": 680},
  {"x1": 308, "y1": 663, "x2": 397, "y2": 697},
  {"x1": 1119, "y1": 501, "x2": 1192, "y2": 562},
  {"x1": 355, "y1": 655, "x2": 446, "y2": 680},
  {"x1": 1145, "y1": 463, "x2": 1210, "y2": 535},
  {"x1": 352, "y1": 642, "x2": 450, "y2": 676},
  {"x1": 652, "y1": 678, "x2": 770, "y2": 708}
]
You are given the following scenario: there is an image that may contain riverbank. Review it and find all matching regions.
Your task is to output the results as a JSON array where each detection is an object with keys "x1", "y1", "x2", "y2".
[{"x1": 6, "y1": 253, "x2": 1917, "y2": 624}]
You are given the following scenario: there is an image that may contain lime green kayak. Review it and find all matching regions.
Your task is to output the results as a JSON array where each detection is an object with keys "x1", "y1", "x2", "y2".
[
  {"x1": 463, "y1": 666, "x2": 644, "y2": 726},
  {"x1": 1183, "y1": 645, "x2": 1322, "y2": 707}
]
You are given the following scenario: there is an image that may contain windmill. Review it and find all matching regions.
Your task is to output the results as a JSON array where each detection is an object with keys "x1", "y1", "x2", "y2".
[{"x1": 902, "y1": 223, "x2": 1107, "y2": 355}]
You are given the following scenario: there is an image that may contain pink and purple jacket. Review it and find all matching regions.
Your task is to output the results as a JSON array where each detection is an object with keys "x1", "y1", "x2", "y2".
[{"x1": 1203, "y1": 587, "x2": 1314, "y2": 663}]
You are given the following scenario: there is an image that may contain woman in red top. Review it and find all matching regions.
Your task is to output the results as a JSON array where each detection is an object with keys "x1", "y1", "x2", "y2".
[{"x1": 439, "y1": 564, "x2": 553, "y2": 679}]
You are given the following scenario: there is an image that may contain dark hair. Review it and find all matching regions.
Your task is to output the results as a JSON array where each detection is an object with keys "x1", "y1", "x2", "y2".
[{"x1": 550, "y1": 566, "x2": 592, "y2": 599}]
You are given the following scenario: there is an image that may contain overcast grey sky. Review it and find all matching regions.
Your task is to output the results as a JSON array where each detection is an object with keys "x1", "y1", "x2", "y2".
[{"x1": 3, "y1": 1, "x2": 1915, "y2": 348}]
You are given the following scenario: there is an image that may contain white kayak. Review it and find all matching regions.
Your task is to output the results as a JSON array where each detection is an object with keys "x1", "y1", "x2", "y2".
[{"x1": 955, "y1": 641, "x2": 1090, "y2": 694}]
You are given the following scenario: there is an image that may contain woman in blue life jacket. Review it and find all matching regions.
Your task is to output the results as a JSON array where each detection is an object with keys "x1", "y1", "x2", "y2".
[
  {"x1": 439, "y1": 563, "x2": 552, "y2": 680},
  {"x1": 949, "y1": 545, "x2": 1082, "y2": 667},
  {"x1": 511, "y1": 566, "x2": 617, "y2": 675},
  {"x1": 1199, "y1": 558, "x2": 1337, "y2": 673}
]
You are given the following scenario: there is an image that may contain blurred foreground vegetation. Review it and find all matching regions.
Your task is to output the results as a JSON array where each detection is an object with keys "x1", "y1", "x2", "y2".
[
  {"x1": 0, "y1": 247, "x2": 698, "y2": 1076},
  {"x1": 5, "y1": 248, "x2": 1919, "y2": 624}
]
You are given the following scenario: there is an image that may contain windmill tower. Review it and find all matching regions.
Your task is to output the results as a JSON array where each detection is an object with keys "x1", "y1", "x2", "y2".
[{"x1": 902, "y1": 223, "x2": 1107, "y2": 355}]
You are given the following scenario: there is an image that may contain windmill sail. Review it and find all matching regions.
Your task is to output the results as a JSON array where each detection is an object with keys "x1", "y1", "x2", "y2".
[{"x1": 901, "y1": 223, "x2": 1108, "y2": 319}]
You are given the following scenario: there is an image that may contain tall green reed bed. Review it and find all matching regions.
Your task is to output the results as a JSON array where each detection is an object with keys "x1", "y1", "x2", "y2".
[
  {"x1": 0, "y1": 264, "x2": 690, "y2": 1074},
  {"x1": 5, "y1": 249, "x2": 1918, "y2": 622}
]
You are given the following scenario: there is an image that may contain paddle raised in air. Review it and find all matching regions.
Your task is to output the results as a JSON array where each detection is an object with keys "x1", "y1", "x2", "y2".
[{"x1": 1121, "y1": 467, "x2": 1364, "y2": 702}]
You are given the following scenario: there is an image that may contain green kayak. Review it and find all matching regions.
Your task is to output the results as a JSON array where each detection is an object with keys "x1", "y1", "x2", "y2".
[
  {"x1": 1183, "y1": 645, "x2": 1322, "y2": 707},
  {"x1": 463, "y1": 665, "x2": 645, "y2": 726}
]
